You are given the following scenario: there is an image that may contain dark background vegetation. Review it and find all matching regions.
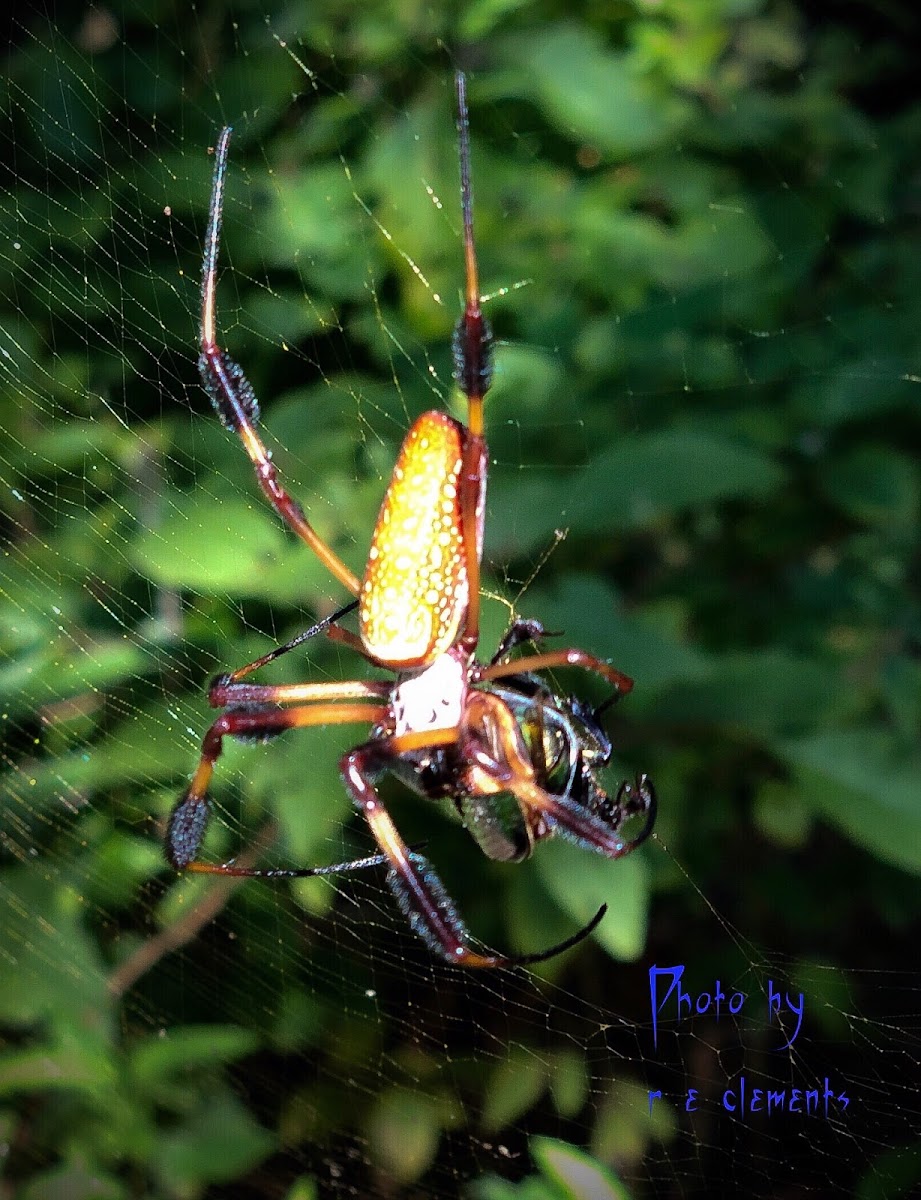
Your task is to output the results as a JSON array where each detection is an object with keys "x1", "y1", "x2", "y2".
[{"x1": 1, "y1": 1, "x2": 920, "y2": 1197}]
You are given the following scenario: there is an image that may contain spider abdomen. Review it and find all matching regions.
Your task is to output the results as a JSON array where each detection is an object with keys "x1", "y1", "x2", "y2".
[{"x1": 360, "y1": 410, "x2": 484, "y2": 668}]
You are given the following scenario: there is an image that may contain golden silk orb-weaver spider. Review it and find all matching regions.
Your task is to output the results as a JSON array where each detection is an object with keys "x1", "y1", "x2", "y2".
[{"x1": 166, "y1": 72, "x2": 656, "y2": 968}]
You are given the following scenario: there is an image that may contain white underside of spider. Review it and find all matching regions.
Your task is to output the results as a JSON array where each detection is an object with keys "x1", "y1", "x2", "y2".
[{"x1": 391, "y1": 650, "x2": 467, "y2": 737}]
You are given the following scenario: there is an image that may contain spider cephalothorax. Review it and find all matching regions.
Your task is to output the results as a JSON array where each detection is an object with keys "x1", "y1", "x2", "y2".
[{"x1": 166, "y1": 72, "x2": 655, "y2": 968}]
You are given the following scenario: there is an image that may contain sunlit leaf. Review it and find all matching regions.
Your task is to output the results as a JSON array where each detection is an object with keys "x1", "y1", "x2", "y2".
[
  {"x1": 531, "y1": 1137, "x2": 631, "y2": 1200},
  {"x1": 131, "y1": 494, "x2": 289, "y2": 593}
]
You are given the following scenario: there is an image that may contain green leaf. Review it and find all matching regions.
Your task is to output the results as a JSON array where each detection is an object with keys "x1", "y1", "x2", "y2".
[
  {"x1": 490, "y1": 429, "x2": 786, "y2": 556},
  {"x1": 548, "y1": 1050, "x2": 589, "y2": 1119},
  {"x1": 789, "y1": 961, "x2": 852, "y2": 1040},
  {"x1": 790, "y1": 360, "x2": 918, "y2": 427},
  {"x1": 284, "y1": 1179, "x2": 319, "y2": 1200},
  {"x1": 524, "y1": 576, "x2": 708, "y2": 694},
  {"x1": 0, "y1": 870, "x2": 110, "y2": 1027},
  {"x1": 882, "y1": 657, "x2": 921, "y2": 743},
  {"x1": 131, "y1": 493, "x2": 288, "y2": 594},
  {"x1": 782, "y1": 728, "x2": 921, "y2": 874},
  {"x1": 469, "y1": 1175, "x2": 559, "y2": 1200},
  {"x1": 20, "y1": 1161, "x2": 126, "y2": 1200},
  {"x1": 460, "y1": 0, "x2": 531, "y2": 41},
  {"x1": 590, "y1": 1077, "x2": 675, "y2": 1170},
  {"x1": 157, "y1": 1090, "x2": 274, "y2": 1190},
  {"x1": 0, "y1": 1030, "x2": 114, "y2": 1101},
  {"x1": 821, "y1": 446, "x2": 919, "y2": 528},
  {"x1": 575, "y1": 429, "x2": 785, "y2": 532},
  {"x1": 753, "y1": 780, "x2": 813, "y2": 849},
  {"x1": 531, "y1": 1137, "x2": 631, "y2": 1200},
  {"x1": 250, "y1": 722, "x2": 354, "y2": 867},
  {"x1": 856, "y1": 1139, "x2": 921, "y2": 1200},
  {"x1": 83, "y1": 831, "x2": 164, "y2": 910},
  {"x1": 481, "y1": 1048, "x2": 548, "y2": 1133},
  {"x1": 505, "y1": 867, "x2": 599, "y2": 973},
  {"x1": 503, "y1": 26, "x2": 689, "y2": 158},
  {"x1": 655, "y1": 651, "x2": 852, "y2": 738},
  {"x1": 367, "y1": 1087, "x2": 442, "y2": 1184},
  {"x1": 130, "y1": 1026, "x2": 260, "y2": 1089},
  {"x1": 261, "y1": 164, "x2": 373, "y2": 301},
  {"x1": 535, "y1": 840, "x2": 649, "y2": 962},
  {"x1": 7, "y1": 699, "x2": 195, "y2": 826}
]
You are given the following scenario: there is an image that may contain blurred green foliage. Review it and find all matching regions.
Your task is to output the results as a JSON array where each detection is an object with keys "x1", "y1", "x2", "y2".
[
  {"x1": 1, "y1": 0, "x2": 920, "y2": 1196},
  {"x1": 471, "y1": 1136, "x2": 632, "y2": 1200}
]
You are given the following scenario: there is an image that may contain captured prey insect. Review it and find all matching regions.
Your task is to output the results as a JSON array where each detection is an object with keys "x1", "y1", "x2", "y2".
[{"x1": 166, "y1": 72, "x2": 656, "y2": 968}]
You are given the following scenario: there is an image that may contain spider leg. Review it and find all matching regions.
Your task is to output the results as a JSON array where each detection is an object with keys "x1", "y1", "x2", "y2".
[
  {"x1": 199, "y1": 127, "x2": 360, "y2": 597},
  {"x1": 479, "y1": 647, "x2": 634, "y2": 700},
  {"x1": 183, "y1": 850, "x2": 392, "y2": 880},
  {"x1": 323, "y1": 620, "x2": 376, "y2": 661},
  {"x1": 453, "y1": 73, "x2": 492, "y2": 657},
  {"x1": 166, "y1": 700, "x2": 387, "y2": 875},
  {"x1": 512, "y1": 771, "x2": 657, "y2": 858},
  {"x1": 213, "y1": 600, "x2": 359, "y2": 691},
  {"x1": 209, "y1": 677, "x2": 389, "y2": 710},
  {"x1": 489, "y1": 618, "x2": 562, "y2": 665},
  {"x1": 340, "y1": 732, "x2": 501, "y2": 968},
  {"x1": 340, "y1": 726, "x2": 605, "y2": 968},
  {"x1": 208, "y1": 600, "x2": 390, "y2": 709},
  {"x1": 466, "y1": 691, "x2": 656, "y2": 858}
]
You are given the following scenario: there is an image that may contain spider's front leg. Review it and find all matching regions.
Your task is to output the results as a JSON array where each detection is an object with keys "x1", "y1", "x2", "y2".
[
  {"x1": 198, "y1": 127, "x2": 360, "y2": 598},
  {"x1": 166, "y1": 699, "x2": 387, "y2": 878},
  {"x1": 481, "y1": 646, "x2": 635, "y2": 700},
  {"x1": 204, "y1": 601, "x2": 361, "y2": 707}
]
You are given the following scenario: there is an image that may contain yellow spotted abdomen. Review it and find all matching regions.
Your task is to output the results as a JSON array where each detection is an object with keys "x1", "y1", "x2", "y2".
[{"x1": 360, "y1": 411, "x2": 481, "y2": 669}]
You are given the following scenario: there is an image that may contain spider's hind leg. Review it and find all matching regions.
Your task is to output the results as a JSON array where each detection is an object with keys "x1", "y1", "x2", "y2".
[
  {"x1": 340, "y1": 724, "x2": 607, "y2": 969},
  {"x1": 340, "y1": 731, "x2": 515, "y2": 969}
]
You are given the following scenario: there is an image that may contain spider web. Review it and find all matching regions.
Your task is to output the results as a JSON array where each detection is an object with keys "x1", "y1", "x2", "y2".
[{"x1": 1, "y1": 3, "x2": 920, "y2": 1199}]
